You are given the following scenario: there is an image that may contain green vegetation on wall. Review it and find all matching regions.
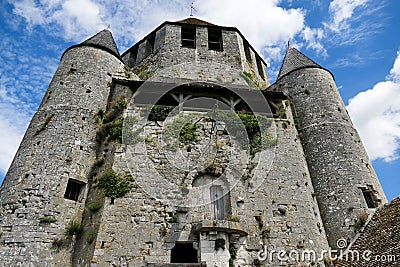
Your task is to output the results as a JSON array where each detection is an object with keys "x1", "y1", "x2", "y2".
[
  {"x1": 214, "y1": 238, "x2": 226, "y2": 251},
  {"x1": 163, "y1": 113, "x2": 201, "y2": 148},
  {"x1": 148, "y1": 105, "x2": 175, "y2": 122},
  {"x1": 98, "y1": 169, "x2": 137, "y2": 203},
  {"x1": 38, "y1": 217, "x2": 57, "y2": 224},
  {"x1": 96, "y1": 96, "x2": 127, "y2": 143}
]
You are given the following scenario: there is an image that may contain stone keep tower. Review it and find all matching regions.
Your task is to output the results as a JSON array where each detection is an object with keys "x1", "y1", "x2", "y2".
[{"x1": 0, "y1": 18, "x2": 387, "y2": 267}]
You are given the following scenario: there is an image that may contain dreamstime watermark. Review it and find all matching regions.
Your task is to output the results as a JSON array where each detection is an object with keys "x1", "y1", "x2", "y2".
[{"x1": 257, "y1": 238, "x2": 398, "y2": 263}]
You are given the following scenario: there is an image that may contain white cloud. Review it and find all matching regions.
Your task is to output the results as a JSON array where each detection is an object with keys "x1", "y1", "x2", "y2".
[
  {"x1": 13, "y1": 0, "x2": 46, "y2": 26},
  {"x1": 196, "y1": 0, "x2": 305, "y2": 53},
  {"x1": 389, "y1": 51, "x2": 400, "y2": 82},
  {"x1": 347, "y1": 51, "x2": 400, "y2": 162},
  {"x1": 302, "y1": 26, "x2": 326, "y2": 57},
  {"x1": 0, "y1": 33, "x2": 58, "y2": 175},
  {"x1": 0, "y1": 115, "x2": 25, "y2": 173},
  {"x1": 51, "y1": 0, "x2": 105, "y2": 40},
  {"x1": 326, "y1": 0, "x2": 369, "y2": 32}
]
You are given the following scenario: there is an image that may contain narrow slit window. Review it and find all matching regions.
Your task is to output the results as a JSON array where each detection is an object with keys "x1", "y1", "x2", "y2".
[
  {"x1": 64, "y1": 179, "x2": 85, "y2": 201},
  {"x1": 208, "y1": 28, "x2": 223, "y2": 51},
  {"x1": 256, "y1": 57, "x2": 265, "y2": 80},
  {"x1": 181, "y1": 26, "x2": 196, "y2": 48}
]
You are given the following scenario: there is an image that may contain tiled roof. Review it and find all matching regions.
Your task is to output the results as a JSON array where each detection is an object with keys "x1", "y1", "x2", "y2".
[
  {"x1": 334, "y1": 196, "x2": 400, "y2": 266},
  {"x1": 176, "y1": 17, "x2": 217, "y2": 26},
  {"x1": 277, "y1": 46, "x2": 322, "y2": 80},
  {"x1": 81, "y1": 29, "x2": 120, "y2": 57}
]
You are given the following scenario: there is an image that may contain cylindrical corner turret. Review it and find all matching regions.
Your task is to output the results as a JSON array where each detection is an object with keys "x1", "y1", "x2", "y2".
[
  {"x1": 0, "y1": 29, "x2": 125, "y2": 265},
  {"x1": 274, "y1": 47, "x2": 387, "y2": 248}
]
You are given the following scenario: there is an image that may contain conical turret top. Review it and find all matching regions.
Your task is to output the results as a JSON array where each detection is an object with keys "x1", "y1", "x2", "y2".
[
  {"x1": 277, "y1": 46, "x2": 323, "y2": 80},
  {"x1": 81, "y1": 29, "x2": 120, "y2": 58}
]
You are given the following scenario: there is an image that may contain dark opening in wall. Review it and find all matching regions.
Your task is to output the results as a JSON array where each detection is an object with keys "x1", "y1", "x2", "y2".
[
  {"x1": 64, "y1": 179, "x2": 85, "y2": 202},
  {"x1": 208, "y1": 28, "x2": 223, "y2": 51},
  {"x1": 181, "y1": 25, "x2": 196, "y2": 48},
  {"x1": 170, "y1": 242, "x2": 198, "y2": 263},
  {"x1": 361, "y1": 187, "x2": 378, "y2": 208},
  {"x1": 145, "y1": 33, "x2": 156, "y2": 57},
  {"x1": 129, "y1": 46, "x2": 138, "y2": 65},
  {"x1": 244, "y1": 41, "x2": 252, "y2": 63},
  {"x1": 256, "y1": 57, "x2": 265, "y2": 80}
]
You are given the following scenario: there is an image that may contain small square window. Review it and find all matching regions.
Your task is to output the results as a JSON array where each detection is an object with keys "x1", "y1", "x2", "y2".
[
  {"x1": 208, "y1": 28, "x2": 223, "y2": 51},
  {"x1": 181, "y1": 26, "x2": 196, "y2": 48},
  {"x1": 64, "y1": 179, "x2": 85, "y2": 201},
  {"x1": 360, "y1": 187, "x2": 378, "y2": 208}
]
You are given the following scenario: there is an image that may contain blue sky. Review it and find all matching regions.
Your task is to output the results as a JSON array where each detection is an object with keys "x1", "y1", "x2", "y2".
[{"x1": 0, "y1": 0, "x2": 399, "y2": 200}]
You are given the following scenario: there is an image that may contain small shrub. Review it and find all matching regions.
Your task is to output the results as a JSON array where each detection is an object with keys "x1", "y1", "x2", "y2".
[
  {"x1": 88, "y1": 201, "x2": 102, "y2": 213},
  {"x1": 242, "y1": 71, "x2": 260, "y2": 88},
  {"x1": 96, "y1": 109, "x2": 105, "y2": 119},
  {"x1": 138, "y1": 69, "x2": 151, "y2": 80},
  {"x1": 106, "y1": 119, "x2": 124, "y2": 142},
  {"x1": 354, "y1": 211, "x2": 368, "y2": 231},
  {"x1": 98, "y1": 169, "x2": 136, "y2": 202},
  {"x1": 226, "y1": 216, "x2": 240, "y2": 222},
  {"x1": 179, "y1": 122, "x2": 199, "y2": 145},
  {"x1": 163, "y1": 114, "x2": 201, "y2": 148},
  {"x1": 39, "y1": 217, "x2": 57, "y2": 224},
  {"x1": 86, "y1": 229, "x2": 97, "y2": 244},
  {"x1": 229, "y1": 245, "x2": 237, "y2": 267},
  {"x1": 52, "y1": 238, "x2": 69, "y2": 250},
  {"x1": 148, "y1": 105, "x2": 174, "y2": 122},
  {"x1": 159, "y1": 226, "x2": 167, "y2": 237},
  {"x1": 95, "y1": 96, "x2": 128, "y2": 144},
  {"x1": 214, "y1": 238, "x2": 226, "y2": 251},
  {"x1": 65, "y1": 220, "x2": 82, "y2": 237},
  {"x1": 304, "y1": 89, "x2": 311, "y2": 95}
]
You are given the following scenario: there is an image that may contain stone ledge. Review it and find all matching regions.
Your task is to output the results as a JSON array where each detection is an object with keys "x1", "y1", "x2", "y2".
[{"x1": 192, "y1": 220, "x2": 248, "y2": 236}]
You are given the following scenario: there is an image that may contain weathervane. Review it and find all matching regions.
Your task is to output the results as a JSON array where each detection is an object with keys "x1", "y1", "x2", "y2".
[{"x1": 190, "y1": 2, "x2": 196, "y2": 17}]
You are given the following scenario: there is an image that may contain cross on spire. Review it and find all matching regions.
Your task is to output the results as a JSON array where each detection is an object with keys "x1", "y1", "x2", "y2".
[{"x1": 190, "y1": 2, "x2": 196, "y2": 17}]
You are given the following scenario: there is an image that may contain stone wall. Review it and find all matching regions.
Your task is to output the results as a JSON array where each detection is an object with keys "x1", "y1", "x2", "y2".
[
  {"x1": 89, "y1": 93, "x2": 329, "y2": 267},
  {"x1": 122, "y1": 23, "x2": 268, "y2": 89}
]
